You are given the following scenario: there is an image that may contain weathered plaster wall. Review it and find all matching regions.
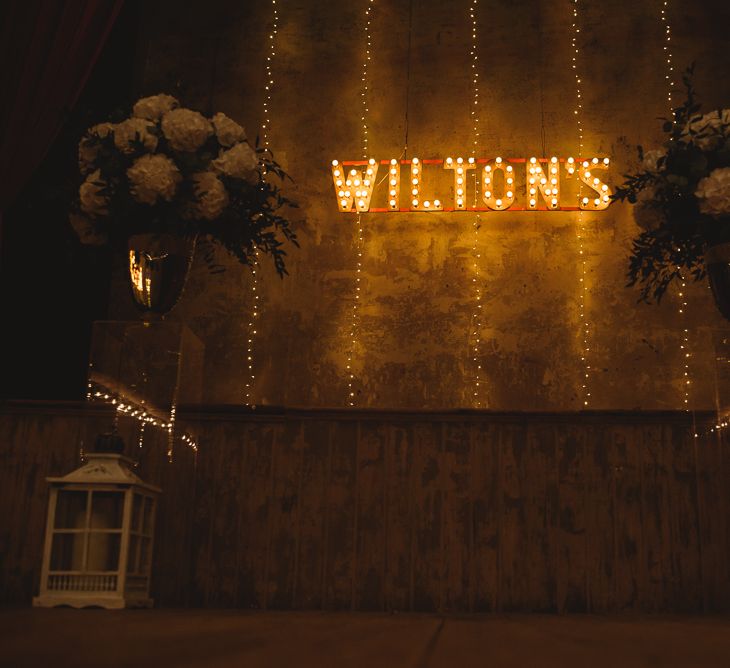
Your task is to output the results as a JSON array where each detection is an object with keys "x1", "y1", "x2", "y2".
[{"x1": 114, "y1": 0, "x2": 730, "y2": 409}]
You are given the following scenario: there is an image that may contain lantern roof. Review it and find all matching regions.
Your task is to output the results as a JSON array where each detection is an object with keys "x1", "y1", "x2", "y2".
[{"x1": 47, "y1": 453, "x2": 160, "y2": 493}]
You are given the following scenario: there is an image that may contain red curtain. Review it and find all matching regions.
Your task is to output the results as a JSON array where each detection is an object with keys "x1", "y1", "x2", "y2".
[{"x1": 0, "y1": 0, "x2": 123, "y2": 215}]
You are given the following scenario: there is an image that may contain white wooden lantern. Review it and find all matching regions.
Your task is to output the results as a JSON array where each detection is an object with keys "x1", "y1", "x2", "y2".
[{"x1": 34, "y1": 448, "x2": 160, "y2": 609}]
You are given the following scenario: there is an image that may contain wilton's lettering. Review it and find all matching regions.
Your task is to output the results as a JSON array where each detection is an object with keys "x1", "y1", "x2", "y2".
[{"x1": 330, "y1": 156, "x2": 612, "y2": 212}]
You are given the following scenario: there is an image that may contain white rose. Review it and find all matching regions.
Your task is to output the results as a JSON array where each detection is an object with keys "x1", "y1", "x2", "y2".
[
  {"x1": 212, "y1": 112, "x2": 247, "y2": 147},
  {"x1": 190, "y1": 171, "x2": 229, "y2": 220},
  {"x1": 212, "y1": 142, "x2": 259, "y2": 182},
  {"x1": 79, "y1": 169, "x2": 109, "y2": 217},
  {"x1": 682, "y1": 110, "x2": 729, "y2": 150},
  {"x1": 695, "y1": 167, "x2": 730, "y2": 218},
  {"x1": 642, "y1": 149, "x2": 665, "y2": 172},
  {"x1": 69, "y1": 212, "x2": 106, "y2": 245},
  {"x1": 132, "y1": 94, "x2": 179, "y2": 121},
  {"x1": 78, "y1": 122, "x2": 115, "y2": 174},
  {"x1": 114, "y1": 118, "x2": 158, "y2": 154},
  {"x1": 161, "y1": 108, "x2": 213, "y2": 152},
  {"x1": 127, "y1": 154, "x2": 182, "y2": 205}
]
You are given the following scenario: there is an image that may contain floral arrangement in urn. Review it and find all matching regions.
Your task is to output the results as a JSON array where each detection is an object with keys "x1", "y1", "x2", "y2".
[
  {"x1": 72, "y1": 94, "x2": 298, "y2": 278},
  {"x1": 614, "y1": 66, "x2": 730, "y2": 315}
]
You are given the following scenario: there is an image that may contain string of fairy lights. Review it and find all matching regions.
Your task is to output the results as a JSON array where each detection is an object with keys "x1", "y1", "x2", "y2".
[
  {"x1": 344, "y1": 0, "x2": 374, "y2": 407},
  {"x1": 86, "y1": 384, "x2": 198, "y2": 460},
  {"x1": 245, "y1": 0, "x2": 279, "y2": 406},
  {"x1": 659, "y1": 1, "x2": 692, "y2": 413},
  {"x1": 571, "y1": 0, "x2": 591, "y2": 407},
  {"x1": 468, "y1": 0, "x2": 485, "y2": 408}
]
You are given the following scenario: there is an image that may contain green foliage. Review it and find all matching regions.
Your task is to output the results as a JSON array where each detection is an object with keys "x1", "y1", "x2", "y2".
[{"x1": 614, "y1": 65, "x2": 730, "y2": 302}]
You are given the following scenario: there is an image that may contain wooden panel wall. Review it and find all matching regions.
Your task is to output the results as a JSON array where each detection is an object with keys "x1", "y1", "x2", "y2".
[{"x1": 1, "y1": 404, "x2": 729, "y2": 612}]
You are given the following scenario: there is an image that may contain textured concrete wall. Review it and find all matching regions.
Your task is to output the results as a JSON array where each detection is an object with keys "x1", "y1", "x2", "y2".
[{"x1": 113, "y1": 0, "x2": 730, "y2": 409}]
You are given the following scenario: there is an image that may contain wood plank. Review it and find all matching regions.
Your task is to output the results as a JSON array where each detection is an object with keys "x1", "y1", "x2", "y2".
[
  {"x1": 236, "y1": 421, "x2": 275, "y2": 609},
  {"x1": 525, "y1": 423, "x2": 558, "y2": 612},
  {"x1": 584, "y1": 422, "x2": 615, "y2": 613},
  {"x1": 556, "y1": 423, "x2": 588, "y2": 612},
  {"x1": 265, "y1": 420, "x2": 301, "y2": 609},
  {"x1": 353, "y1": 421, "x2": 386, "y2": 610},
  {"x1": 640, "y1": 423, "x2": 672, "y2": 611},
  {"x1": 383, "y1": 423, "x2": 413, "y2": 612},
  {"x1": 610, "y1": 424, "x2": 643, "y2": 611},
  {"x1": 410, "y1": 422, "x2": 442, "y2": 612},
  {"x1": 666, "y1": 423, "x2": 702, "y2": 612},
  {"x1": 471, "y1": 421, "x2": 500, "y2": 612},
  {"x1": 323, "y1": 420, "x2": 357, "y2": 610},
  {"x1": 695, "y1": 432, "x2": 730, "y2": 612},
  {"x1": 293, "y1": 420, "x2": 330, "y2": 609},
  {"x1": 188, "y1": 420, "x2": 216, "y2": 607},
  {"x1": 206, "y1": 422, "x2": 243, "y2": 607},
  {"x1": 441, "y1": 422, "x2": 471, "y2": 612},
  {"x1": 499, "y1": 423, "x2": 528, "y2": 611}
]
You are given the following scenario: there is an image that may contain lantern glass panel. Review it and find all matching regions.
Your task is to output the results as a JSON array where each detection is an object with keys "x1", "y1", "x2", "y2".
[
  {"x1": 140, "y1": 537, "x2": 151, "y2": 571},
  {"x1": 127, "y1": 535, "x2": 140, "y2": 574},
  {"x1": 132, "y1": 493, "x2": 143, "y2": 532},
  {"x1": 142, "y1": 497, "x2": 154, "y2": 534},
  {"x1": 50, "y1": 533, "x2": 84, "y2": 571},
  {"x1": 87, "y1": 533, "x2": 121, "y2": 572},
  {"x1": 54, "y1": 490, "x2": 87, "y2": 529},
  {"x1": 90, "y1": 491, "x2": 124, "y2": 529}
]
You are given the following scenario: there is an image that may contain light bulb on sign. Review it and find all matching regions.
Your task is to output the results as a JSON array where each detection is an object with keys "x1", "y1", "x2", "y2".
[
  {"x1": 526, "y1": 158, "x2": 560, "y2": 209},
  {"x1": 408, "y1": 158, "x2": 443, "y2": 211},
  {"x1": 444, "y1": 157, "x2": 475, "y2": 209},
  {"x1": 482, "y1": 159, "x2": 515, "y2": 210}
]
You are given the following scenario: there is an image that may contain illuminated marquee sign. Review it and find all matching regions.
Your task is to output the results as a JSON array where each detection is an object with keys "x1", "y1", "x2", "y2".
[{"x1": 330, "y1": 156, "x2": 612, "y2": 212}]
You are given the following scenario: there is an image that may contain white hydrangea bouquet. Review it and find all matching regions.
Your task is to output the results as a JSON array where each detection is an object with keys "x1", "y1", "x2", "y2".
[
  {"x1": 614, "y1": 66, "x2": 730, "y2": 303},
  {"x1": 71, "y1": 93, "x2": 298, "y2": 276}
]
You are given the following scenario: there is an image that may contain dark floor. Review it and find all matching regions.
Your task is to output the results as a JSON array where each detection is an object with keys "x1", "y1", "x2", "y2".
[{"x1": 2, "y1": 609, "x2": 730, "y2": 667}]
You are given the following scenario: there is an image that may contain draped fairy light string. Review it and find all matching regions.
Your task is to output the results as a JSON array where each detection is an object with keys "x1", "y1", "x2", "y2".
[
  {"x1": 87, "y1": 386, "x2": 198, "y2": 455},
  {"x1": 468, "y1": 0, "x2": 485, "y2": 407},
  {"x1": 245, "y1": 0, "x2": 279, "y2": 406},
  {"x1": 571, "y1": 0, "x2": 591, "y2": 407},
  {"x1": 345, "y1": 0, "x2": 374, "y2": 406},
  {"x1": 660, "y1": 1, "x2": 692, "y2": 413}
]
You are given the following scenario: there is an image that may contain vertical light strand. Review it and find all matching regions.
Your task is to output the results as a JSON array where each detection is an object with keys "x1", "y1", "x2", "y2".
[
  {"x1": 468, "y1": 0, "x2": 484, "y2": 408},
  {"x1": 571, "y1": 0, "x2": 591, "y2": 407},
  {"x1": 245, "y1": 0, "x2": 279, "y2": 406},
  {"x1": 661, "y1": 1, "x2": 692, "y2": 415},
  {"x1": 345, "y1": 0, "x2": 374, "y2": 406}
]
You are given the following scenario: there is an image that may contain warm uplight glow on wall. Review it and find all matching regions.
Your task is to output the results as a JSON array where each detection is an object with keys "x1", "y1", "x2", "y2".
[{"x1": 572, "y1": 0, "x2": 591, "y2": 407}]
